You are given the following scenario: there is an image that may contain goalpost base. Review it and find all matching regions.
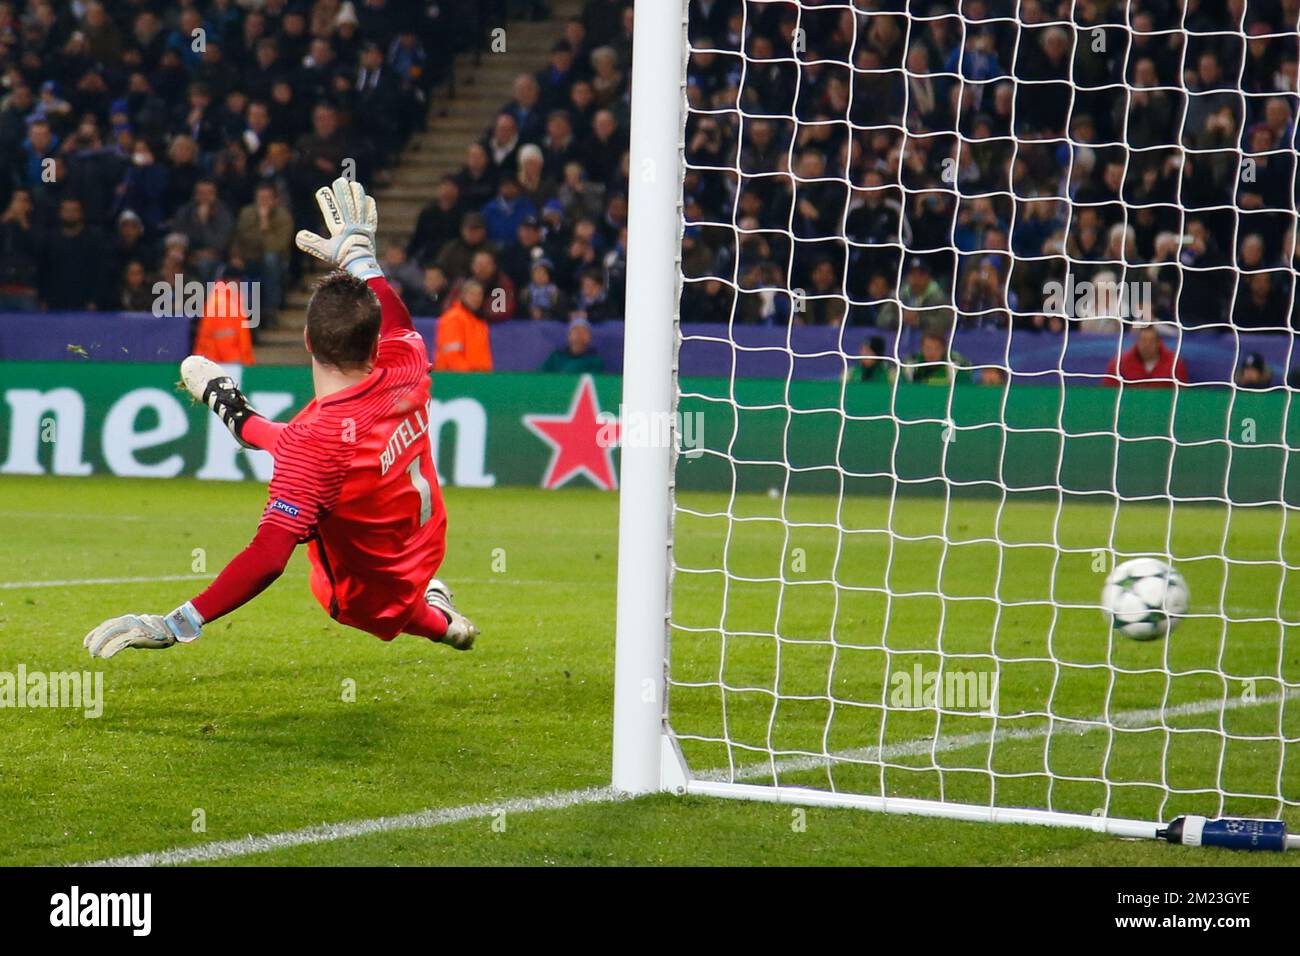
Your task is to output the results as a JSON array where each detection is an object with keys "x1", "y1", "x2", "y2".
[
  {"x1": 668, "y1": 750, "x2": 1159, "y2": 841},
  {"x1": 652, "y1": 733, "x2": 1300, "y2": 849}
]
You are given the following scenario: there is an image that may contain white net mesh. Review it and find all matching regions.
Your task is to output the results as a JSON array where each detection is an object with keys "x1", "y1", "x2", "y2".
[{"x1": 666, "y1": 0, "x2": 1300, "y2": 824}]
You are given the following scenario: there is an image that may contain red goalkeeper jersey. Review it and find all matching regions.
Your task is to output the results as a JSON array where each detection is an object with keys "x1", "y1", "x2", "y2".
[{"x1": 257, "y1": 281, "x2": 447, "y2": 639}]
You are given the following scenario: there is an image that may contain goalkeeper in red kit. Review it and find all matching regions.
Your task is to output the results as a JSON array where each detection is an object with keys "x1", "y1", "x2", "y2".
[{"x1": 84, "y1": 178, "x2": 479, "y2": 659}]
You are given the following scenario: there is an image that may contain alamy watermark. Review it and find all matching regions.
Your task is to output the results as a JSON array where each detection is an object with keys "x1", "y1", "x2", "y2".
[
  {"x1": 597, "y1": 407, "x2": 705, "y2": 458},
  {"x1": 50, "y1": 886, "x2": 150, "y2": 936},
  {"x1": 1042, "y1": 276, "x2": 1151, "y2": 321},
  {"x1": 889, "y1": 664, "x2": 998, "y2": 712},
  {"x1": 0, "y1": 666, "x2": 103, "y2": 718},
  {"x1": 152, "y1": 274, "x2": 262, "y2": 329}
]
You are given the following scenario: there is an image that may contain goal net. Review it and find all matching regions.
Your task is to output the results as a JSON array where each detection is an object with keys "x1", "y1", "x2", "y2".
[{"x1": 615, "y1": 0, "x2": 1300, "y2": 835}]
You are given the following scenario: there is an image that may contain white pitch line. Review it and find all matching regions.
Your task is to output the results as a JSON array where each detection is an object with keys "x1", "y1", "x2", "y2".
[
  {"x1": 81, "y1": 786, "x2": 624, "y2": 867},
  {"x1": 76, "y1": 690, "x2": 1293, "y2": 867},
  {"x1": 0, "y1": 511, "x2": 149, "y2": 522},
  {"x1": 0, "y1": 574, "x2": 212, "y2": 590},
  {"x1": 0, "y1": 573, "x2": 564, "y2": 591}
]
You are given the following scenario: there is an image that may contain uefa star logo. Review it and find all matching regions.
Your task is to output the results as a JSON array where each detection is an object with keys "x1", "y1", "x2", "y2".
[{"x1": 523, "y1": 376, "x2": 619, "y2": 491}]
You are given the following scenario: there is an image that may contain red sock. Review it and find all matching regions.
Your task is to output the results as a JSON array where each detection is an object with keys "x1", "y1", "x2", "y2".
[{"x1": 403, "y1": 601, "x2": 449, "y2": 641}]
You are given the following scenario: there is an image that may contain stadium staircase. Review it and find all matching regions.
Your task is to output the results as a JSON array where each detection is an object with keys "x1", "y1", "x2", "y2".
[{"x1": 255, "y1": 0, "x2": 584, "y2": 365}]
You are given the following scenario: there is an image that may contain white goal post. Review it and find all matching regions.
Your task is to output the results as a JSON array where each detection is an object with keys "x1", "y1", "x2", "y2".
[{"x1": 614, "y1": 0, "x2": 1299, "y2": 841}]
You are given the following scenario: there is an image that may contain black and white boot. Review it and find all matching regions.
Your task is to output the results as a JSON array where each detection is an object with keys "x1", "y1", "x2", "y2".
[
  {"x1": 424, "y1": 578, "x2": 480, "y2": 650},
  {"x1": 180, "y1": 355, "x2": 261, "y2": 448}
]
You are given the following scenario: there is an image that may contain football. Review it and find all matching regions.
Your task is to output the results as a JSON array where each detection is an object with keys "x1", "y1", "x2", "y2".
[{"x1": 1102, "y1": 557, "x2": 1190, "y2": 640}]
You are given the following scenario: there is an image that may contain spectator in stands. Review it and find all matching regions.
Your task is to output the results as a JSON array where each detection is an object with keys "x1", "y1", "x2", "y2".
[
  {"x1": 63, "y1": 121, "x2": 126, "y2": 226},
  {"x1": 957, "y1": 256, "x2": 1011, "y2": 329},
  {"x1": 41, "y1": 198, "x2": 110, "y2": 311},
  {"x1": 163, "y1": 136, "x2": 203, "y2": 221},
  {"x1": 1235, "y1": 353, "x2": 1273, "y2": 389},
  {"x1": 173, "y1": 178, "x2": 235, "y2": 282},
  {"x1": 563, "y1": 17, "x2": 591, "y2": 70},
  {"x1": 567, "y1": 79, "x2": 598, "y2": 131},
  {"x1": 454, "y1": 141, "x2": 497, "y2": 210},
  {"x1": 0, "y1": 81, "x2": 35, "y2": 141},
  {"x1": 434, "y1": 279, "x2": 493, "y2": 372},
  {"x1": 902, "y1": 331, "x2": 972, "y2": 385},
  {"x1": 485, "y1": 112, "x2": 522, "y2": 176},
  {"x1": 213, "y1": 142, "x2": 255, "y2": 213},
  {"x1": 522, "y1": 258, "x2": 566, "y2": 321},
  {"x1": 570, "y1": 267, "x2": 612, "y2": 323},
  {"x1": 0, "y1": 189, "x2": 40, "y2": 312},
  {"x1": 119, "y1": 138, "x2": 168, "y2": 234},
  {"x1": 436, "y1": 212, "x2": 491, "y2": 281},
  {"x1": 589, "y1": 46, "x2": 624, "y2": 108},
  {"x1": 1234, "y1": 271, "x2": 1291, "y2": 329},
  {"x1": 515, "y1": 143, "x2": 553, "y2": 208},
  {"x1": 408, "y1": 176, "x2": 465, "y2": 265},
  {"x1": 876, "y1": 258, "x2": 954, "y2": 333},
  {"x1": 799, "y1": 260, "x2": 846, "y2": 327},
  {"x1": 382, "y1": 240, "x2": 424, "y2": 297},
  {"x1": 294, "y1": 103, "x2": 353, "y2": 220},
  {"x1": 559, "y1": 217, "x2": 603, "y2": 290},
  {"x1": 404, "y1": 265, "x2": 450, "y2": 318},
  {"x1": 109, "y1": 211, "x2": 151, "y2": 297},
  {"x1": 556, "y1": 160, "x2": 606, "y2": 221},
  {"x1": 537, "y1": 41, "x2": 577, "y2": 111},
  {"x1": 354, "y1": 41, "x2": 404, "y2": 169},
  {"x1": 1104, "y1": 324, "x2": 1188, "y2": 388},
  {"x1": 160, "y1": 232, "x2": 190, "y2": 282},
  {"x1": 481, "y1": 177, "x2": 538, "y2": 246},
  {"x1": 462, "y1": 249, "x2": 517, "y2": 322},
  {"x1": 119, "y1": 261, "x2": 153, "y2": 312},
  {"x1": 176, "y1": 82, "x2": 223, "y2": 156},
  {"x1": 542, "y1": 109, "x2": 583, "y2": 177},
  {"x1": 502, "y1": 73, "x2": 546, "y2": 144},
  {"x1": 979, "y1": 366, "x2": 1009, "y2": 387},
  {"x1": 581, "y1": 109, "x2": 626, "y2": 185},
  {"x1": 541, "y1": 316, "x2": 603, "y2": 373},
  {"x1": 602, "y1": 225, "x2": 627, "y2": 313},
  {"x1": 21, "y1": 119, "x2": 58, "y2": 188},
  {"x1": 856, "y1": 335, "x2": 889, "y2": 382},
  {"x1": 681, "y1": 277, "x2": 732, "y2": 324},
  {"x1": 241, "y1": 99, "x2": 274, "y2": 160},
  {"x1": 229, "y1": 183, "x2": 293, "y2": 314},
  {"x1": 502, "y1": 215, "x2": 547, "y2": 288}
]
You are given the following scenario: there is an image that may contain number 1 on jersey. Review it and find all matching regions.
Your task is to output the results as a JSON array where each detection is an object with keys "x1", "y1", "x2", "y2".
[{"x1": 406, "y1": 454, "x2": 433, "y2": 526}]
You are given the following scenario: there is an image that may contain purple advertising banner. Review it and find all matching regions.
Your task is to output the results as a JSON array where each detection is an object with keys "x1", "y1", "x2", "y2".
[
  {"x1": 0, "y1": 312, "x2": 192, "y2": 363},
  {"x1": 3, "y1": 311, "x2": 1294, "y2": 386}
]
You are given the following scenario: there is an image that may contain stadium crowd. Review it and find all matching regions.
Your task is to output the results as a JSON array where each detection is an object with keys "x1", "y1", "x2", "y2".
[
  {"x1": 0, "y1": 0, "x2": 1296, "y2": 386},
  {"x1": 0, "y1": 0, "x2": 480, "y2": 320},
  {"x1": 678, "y1": 0, "x2": 1300, "y2": 346},
  {"x1": 423, "y1": 0, "x2": 1300, "y2": 382},
  {"x1": 402, "y1": 0, "x2": 636, "y2": 347}
]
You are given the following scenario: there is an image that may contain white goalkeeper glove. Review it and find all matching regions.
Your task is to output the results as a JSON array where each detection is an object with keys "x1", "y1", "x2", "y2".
[
  {"x1": 83, "y1": 602, "x2": 204, "y2": 659},
  {"x1": 295, "y1": 176, "x2": 382, "y2": 280}
]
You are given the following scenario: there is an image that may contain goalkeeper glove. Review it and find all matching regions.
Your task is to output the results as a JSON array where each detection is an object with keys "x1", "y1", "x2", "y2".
[
  {"x1": 84, "y1": 602, "x2": 204, "y2": 660},
  {"x1": 295, "y1": 176, "x2": 382, "y2": 280}
]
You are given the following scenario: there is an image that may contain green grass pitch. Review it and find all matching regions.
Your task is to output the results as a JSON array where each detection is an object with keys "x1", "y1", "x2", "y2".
[{"x1": 0, "y1": 474, "x2": 1295, "y2": 866}]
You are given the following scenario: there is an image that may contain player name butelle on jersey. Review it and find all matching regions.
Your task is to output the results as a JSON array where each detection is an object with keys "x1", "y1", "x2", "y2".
[{"x1": 378, "y1": 401, "x2": 433, "y2": 477}]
